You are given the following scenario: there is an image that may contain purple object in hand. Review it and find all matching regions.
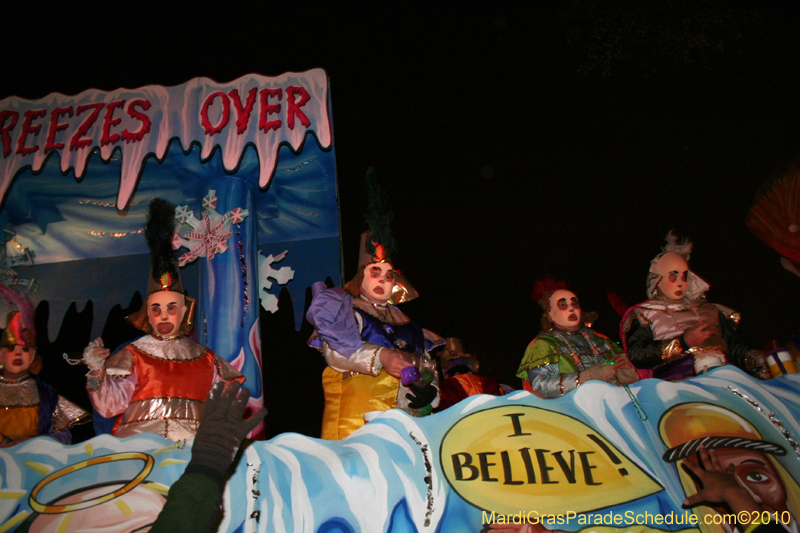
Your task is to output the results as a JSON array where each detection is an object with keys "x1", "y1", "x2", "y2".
[{"x1": 401, "y1": 366, "x2": 420, "y2": 386}]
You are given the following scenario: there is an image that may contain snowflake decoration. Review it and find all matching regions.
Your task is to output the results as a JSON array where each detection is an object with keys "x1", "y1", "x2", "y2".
[
  {"x1": 172, "y1": 190, "x2": 250, "y2": 266},
  {"x1": 258, "y1": 250, "x2": 295, "y2": 313},
  {"x1": 175, "y1": 205, "x2": 191, "y2": 224},
  {"x1": 0, "y1": 223, "x2": 37, "y2": 292}
]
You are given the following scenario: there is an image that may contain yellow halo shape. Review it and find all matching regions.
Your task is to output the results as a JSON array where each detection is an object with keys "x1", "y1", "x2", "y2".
[{"x1": 28, "y1": 452, "x2": 154, "y2": 514}]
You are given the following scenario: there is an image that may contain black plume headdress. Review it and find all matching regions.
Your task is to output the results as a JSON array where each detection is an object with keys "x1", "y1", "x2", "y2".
[
  {"x1": 144, "y1": 199, "x2": 183, "y2": 294},
  {"x1": 364, "y1": 167, "x2": 398, "y2": 262}
]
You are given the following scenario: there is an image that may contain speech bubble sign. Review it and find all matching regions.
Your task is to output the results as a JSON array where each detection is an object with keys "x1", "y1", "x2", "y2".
[{"x1": 439, "y1": 405, "x2": 662, "y2": 515}]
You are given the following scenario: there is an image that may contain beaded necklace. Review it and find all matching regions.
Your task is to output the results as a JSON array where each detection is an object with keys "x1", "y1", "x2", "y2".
[
  {"x1": 150, "y1": 332, "x2": 187, "y2": 342},
  {"x1": 550, "y1": 328, "x2": 648, "y2": 421},
  {"x1": 549, "y1": 328, "x2": 608, "y2": 370},
  {"x1": 0, "y1": 373, "x2": 31, "y2": 384},
  {"x1": 358, "y1": 294, "x2": 400, "y2": 324},
  {"x1": 358, "y1": 295, "x2": 409, "y2": 350}
]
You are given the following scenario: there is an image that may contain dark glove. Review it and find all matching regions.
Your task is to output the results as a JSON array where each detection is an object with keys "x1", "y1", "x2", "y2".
[
  {"x1": 744, "y1": 350, "x2": 772, "y2": 380},
  {"x1": 406, "y1": 383, "x2": 437, "y2": 409},
  {"x1": 189, "y1": 381, "x2": 268, "y2": 478}
]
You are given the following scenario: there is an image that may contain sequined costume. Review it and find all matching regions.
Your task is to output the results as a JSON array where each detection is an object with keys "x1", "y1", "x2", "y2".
[
  {"x1": 516, "y1": 327, "x2": 624, "y2": 399},
  {"x1": 621, "y1": 299, "x2": 762, "y2": 381},
  {"x1": 87, "y1": 335, "x2": 243, "y2": 441},
  {"x1": 0, "y1": 375, "x2": 89, "y2": 445},
  {"x1": 307, "y1": 285, "x2": 441, "y2": 440}
]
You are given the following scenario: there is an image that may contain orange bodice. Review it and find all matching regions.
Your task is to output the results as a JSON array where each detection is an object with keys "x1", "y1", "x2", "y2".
[{"x1": 128, "y1": 344, "x2": 216, "y2": 403}]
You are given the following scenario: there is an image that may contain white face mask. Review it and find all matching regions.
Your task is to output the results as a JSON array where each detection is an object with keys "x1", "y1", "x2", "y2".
[
  {"x1": 656, "y1": 252, "x2": 689, "y2": 301},
  {"x1": 548, "y1": 289, "x2": 581, "y2": 331},
  {"x1": 360, "y1": 262, "x2": 396, "y2": 304},
  {"x1": 0, "y1": 344, "x2": 35, "y2": 378},
  {"x1": 147, "y1": 290, "x2": 187, "y2": 337}
]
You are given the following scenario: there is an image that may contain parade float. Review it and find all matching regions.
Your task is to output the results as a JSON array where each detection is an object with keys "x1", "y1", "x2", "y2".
[
  {"x1": 0, "y1": 69, "x2": 338, "y2": 438},
  {"x1": 0, "y1": 369, "x2": 797, "y2": 532},
  {"x1": 0, "y1": 72, "x2": 798, "y2": 532}
]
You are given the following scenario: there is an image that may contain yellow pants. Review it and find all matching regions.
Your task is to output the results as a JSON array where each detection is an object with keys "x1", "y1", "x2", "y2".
[{"x1": 321, "y1": 367, "x2": 399, "y2": 440}]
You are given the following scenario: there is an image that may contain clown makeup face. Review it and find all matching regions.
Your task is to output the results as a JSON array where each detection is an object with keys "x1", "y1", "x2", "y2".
[
  {"x1": 548, "y1": 290, "x2": 581, "y2": 331},
  {"x1": 656, "y1": 252, "x2": 689, "y2": 301},
  {"x1": 360, "y1": 263, "x2": 396, "y2": 304},
  {"x1": 705, "y1": 448, "x2": 787, "y2": 513},
  {"x1": 0, "y1": 344, "x2": 35, "y2": 379},
  {"x1": 147, "y1": 290, "x2": 187, "y2": 338}
]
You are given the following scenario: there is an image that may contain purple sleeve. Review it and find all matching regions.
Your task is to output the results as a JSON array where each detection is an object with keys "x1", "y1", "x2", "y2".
[
  {"x1": 425, "y1": 337, "x2": 446, "y2": 352},
  {"x1": 305, "y1": 283, "x2": 363, "y2": 357}
]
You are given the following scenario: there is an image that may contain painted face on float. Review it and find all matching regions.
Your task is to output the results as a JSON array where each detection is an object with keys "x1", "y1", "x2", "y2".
[
  {"x1": 686, "y1": 448, "x2": 787, "y2": 512},
  {"x1": 656, "y1": 252, "x2": 689, "y2": 301},
  {"x1": 715, "y1": 449, "x2": 786, "y2": 512},
  {"x1": 360, "y1": 262, "x2": 396, "y2": 304},
  {"x1": 548, "y1": 289, "x2": 581, "y2": 331},
  {"x1": 0, "y1": 344, "x2": 35, "y2": 379},
  {"x1": 147, "y1": 290, "x2": 187, "y2": 337}
]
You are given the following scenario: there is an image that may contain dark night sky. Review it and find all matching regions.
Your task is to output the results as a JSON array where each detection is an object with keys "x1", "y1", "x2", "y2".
[{"x1": 3, "y1": 3, "x2": 800, "y2": 437}]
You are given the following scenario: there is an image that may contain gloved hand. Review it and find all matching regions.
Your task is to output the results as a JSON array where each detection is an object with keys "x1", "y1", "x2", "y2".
[
  {"x1": 406, "y1": 382, "x2": 437, "y2": 409},
  {"x1": 189, "y1": 381, "x2": 267, "y2": 478},
  {"x1": 81, "y1": 337, "x2": 110, "y2": 372}
]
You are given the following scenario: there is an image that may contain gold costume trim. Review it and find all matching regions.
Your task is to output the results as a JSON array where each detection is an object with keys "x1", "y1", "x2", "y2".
[
  {"x1": 87, "y1": 370, "x2": 106, "y2": 390},
  {"x1": 139, "y1": 350, "x2": 205, "y2": 364},
  {"x1": 660, "y1": 339, "x2": 684, "y2": 361},
  {"x1": 213, "y1": 356, "x2": 245, "y2": 381},
  {"x1": 0, "y1": 378, "x2": 39, "y2": 407},
  {"x1": 369, "y1": 347, "x2": 381, "y2": 376},
  {"x1": 118, "y1": 416, "x2": 202, "y2": 428},
  {"x1": 634, "y1": 310, "x2": 652, "y2": 328},
  {"x1": 686, "y1": 342, "x2": 727, "y2": 355},
  {"x1": 2, "y1": 402, "x2": 39, "y2": 409},
  {"x1": 119, "y1": 397, "x2": 203, "y2": 426},
  {"x1": 53, "y1": 411, "x2": 90, "y2": 431}
]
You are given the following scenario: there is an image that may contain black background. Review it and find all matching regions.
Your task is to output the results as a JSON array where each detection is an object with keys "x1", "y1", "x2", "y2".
[{"x1": 3, "y1": 3, "x2": 800, "y2": 439}]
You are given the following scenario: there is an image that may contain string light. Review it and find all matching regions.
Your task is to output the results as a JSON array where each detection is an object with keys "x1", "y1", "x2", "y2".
[
  {"x1": 78, "y1": 196, "x2": 153, "y2": 208},
  {"x1": 236, "y1": 223, "x2": 249, "y2": 327},
  {"x1": 88, "y1": 229, "x2": 144, "y2": 238}
]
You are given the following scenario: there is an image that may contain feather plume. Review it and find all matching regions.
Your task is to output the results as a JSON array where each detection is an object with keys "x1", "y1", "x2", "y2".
[
  {"x1": 606, "y1": 291, "x2": 629, "y2": 317},
  {"x1": 0, "y1": 283, "x2": 34, "y2": 332},
  {"x1": 363, "y1": 167, "x2": 398, "y2": 260},
  {"x1": 662, "y1": 230, "x2": 693, "y2": 259},
  {"x1": 144, "y1": 199, "x2": 178, "y2": 283},
  {"x1": 531, "y1": 277, "x2": 569, "y2": 304}
]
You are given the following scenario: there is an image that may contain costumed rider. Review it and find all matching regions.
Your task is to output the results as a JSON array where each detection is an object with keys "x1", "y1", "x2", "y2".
[
  {"x1": 436, "y1": 338, "x2": 505, "y2": 411},
  {"x1": 516, "y1": 278, "x2": 638, "y2": 398},
  {"x1": 0, "y1": 284, "x2": 89, "y2": 446},
  {"x1": 81, "y1": 199, "x2": 244, "y2": 442},
  {"x1": 306, "y1": 168, "x2": 444, "y2": 440},
  {"x1": 621, "y1": 232, "x2": 770, "y2": 381}
]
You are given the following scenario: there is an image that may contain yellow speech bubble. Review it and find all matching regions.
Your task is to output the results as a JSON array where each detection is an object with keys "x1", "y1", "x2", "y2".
[{"x1": 439, "y1": 405, "x2": 662, "y2": 515}]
